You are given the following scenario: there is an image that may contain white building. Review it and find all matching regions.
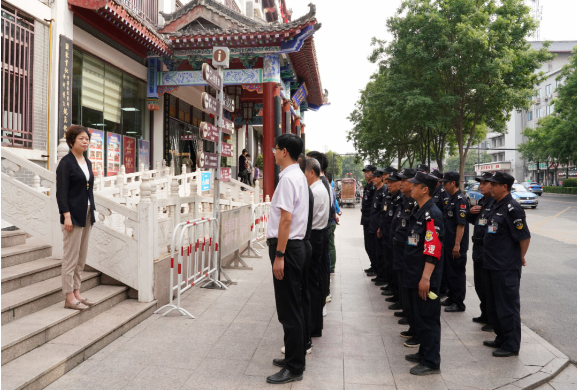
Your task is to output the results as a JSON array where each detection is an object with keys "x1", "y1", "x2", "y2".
[{"x1": 475, "y1": 41, "x2": 577, "y2": 183}]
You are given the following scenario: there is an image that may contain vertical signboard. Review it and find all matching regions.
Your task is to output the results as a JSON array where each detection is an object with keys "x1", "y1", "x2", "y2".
[
  {"x1": 88, "y1": 129, "x2": 105, "y2": 175},
  {"x1": 201, "y1": 171, "x2": 211, "y2": 191},
  {"x1": 58, "y1": 35, "x2": 73, "y2": 139},
  {"x1": 107, "y1": 133, "x2": 121, "y2": 176},
  {"x1": 123, "y1": 135, "x2": 136, "y2": 173},
  {"x1": 138, "y1": 140, "x2": 150, "y2": 170}
]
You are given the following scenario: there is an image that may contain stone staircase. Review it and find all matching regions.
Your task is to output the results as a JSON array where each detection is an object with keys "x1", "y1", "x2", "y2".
[{"x1": 1, "y1": 230, "x2": 157, "y2": 390}]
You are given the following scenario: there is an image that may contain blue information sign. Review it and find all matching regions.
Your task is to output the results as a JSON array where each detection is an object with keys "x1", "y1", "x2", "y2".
[
  {"x1": 201, "y1": 172, "x2": 211, "y2": 191},
  {"x1": 292, "y1": 83, "x2": 308, "y2": 108}
]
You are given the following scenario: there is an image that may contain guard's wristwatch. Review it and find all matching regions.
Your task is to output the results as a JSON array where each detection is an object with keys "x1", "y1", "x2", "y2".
[{"x1": 275, "y1": 250, "x2": 285, "y2": 258}]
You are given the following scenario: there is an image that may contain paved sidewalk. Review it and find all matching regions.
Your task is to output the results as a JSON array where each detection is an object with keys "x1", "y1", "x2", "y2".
[{"x1": 46, "y1": 208, "x2": 569, "y2": 390}]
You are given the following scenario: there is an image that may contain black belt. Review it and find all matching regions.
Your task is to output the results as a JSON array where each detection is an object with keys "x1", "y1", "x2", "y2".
[
  {"x1": 266, "y1": 238, "x2": 303, "y2": 246},
  {"x1": 472, "y1": 236, "x2": 484, "y2": 245},
  {"x1": 392, "y1": 238, "x2": 405, "y2": 248}
]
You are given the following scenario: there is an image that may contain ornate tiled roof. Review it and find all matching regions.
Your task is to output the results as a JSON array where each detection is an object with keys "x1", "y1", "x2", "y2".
[
  {"x1": 160, "y1": 0, "x2": 265, "y2": 29},
  {"x1": 166, "y1": 3, "x2": 318, "y2": 40},
  {"x1": 288, "y1": 35, "x2": 324, "y2": 107}
]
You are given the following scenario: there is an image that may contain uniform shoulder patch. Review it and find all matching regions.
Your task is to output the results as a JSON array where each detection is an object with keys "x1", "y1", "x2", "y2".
[
  {"x1": 459, "y1": 210, "x2": 466, "y2": 218},
  {"x1": 457, "y1": 195, "x2": 462, "y2": 199},
  {"x1": 513, "y1": 218, "x2": 524, "y2": 230}
]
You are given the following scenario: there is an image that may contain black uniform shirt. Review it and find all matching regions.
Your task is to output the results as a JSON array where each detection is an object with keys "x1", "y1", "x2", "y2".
[
  {"x1": 393, "y1": 196, "x2": 417, "y2": 244},
  {"x1": 403, "y1": 198, "x2": 445, "y2": 289},
  {"x1": 483, "y1": 193, "x2": 531, "y2": 271},
  {"x1": 368, "y1": 185, "x2": 386, "y2": 234},
  {"x1": 361, "y1": 182, "x2": 376, "y2": 226},
  {"x1": 443, "y1": 189, "x2": 470, "y2": 253},
  {"x1": 433, "y1": 185, "x2": 448, "y2": 213},
  {"x1": 390, "y1": 193, "x2": 407, "y2": 243},
  {"x1": 466, "y1": 196, "x2": 495, "y2": 262},
  {"x1": 379, "y1": 190, "x2": 402, "y2": 237}
]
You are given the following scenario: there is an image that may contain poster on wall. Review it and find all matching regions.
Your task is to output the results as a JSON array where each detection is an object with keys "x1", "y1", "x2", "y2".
[
  {"x1": 88, "y1": 129, "x2": 105, "y2": 175},
  {"x1": 123, "y1": 136, "x2": 136, "y2": 174},
  {"x1": 107, "y1": 133, "x2": 121, "y2": 176},
  {"x1": 138, "y1": 140, "x2": 150, "y2": 171}
]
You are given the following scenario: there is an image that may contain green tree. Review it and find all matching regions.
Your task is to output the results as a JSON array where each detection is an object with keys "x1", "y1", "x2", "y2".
[
  {"x1": 445, "y1": 152, "x2": 491, "y2": 174},
  {"x1": 325, "y1": 151, "x2": 343, "y2": 178},
  {"x1": 341, "y1": 155, "x2": 365, "y2": 181}
]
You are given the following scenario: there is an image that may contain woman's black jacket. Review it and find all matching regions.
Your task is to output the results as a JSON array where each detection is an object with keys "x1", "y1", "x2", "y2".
[{"x1": 56, "y1": 152, "x2": 96, "y2": 227}]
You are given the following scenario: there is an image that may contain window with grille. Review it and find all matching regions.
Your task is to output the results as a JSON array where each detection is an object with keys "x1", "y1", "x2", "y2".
[{"x1": 1, "y1": 4, "x2": 34, "y2": 148}]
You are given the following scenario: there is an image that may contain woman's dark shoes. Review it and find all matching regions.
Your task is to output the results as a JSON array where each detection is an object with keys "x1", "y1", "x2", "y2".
[
  {"x1": 266, "y1": 367, "x2": 303, "y2": 384},
  {"x1": 492, "y1": 349, "x2": 519, "y2": 357}
]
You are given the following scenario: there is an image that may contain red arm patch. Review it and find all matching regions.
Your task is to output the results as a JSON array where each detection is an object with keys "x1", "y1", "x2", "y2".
[{"x1": 423, "y1": 218, "x2": 442, "y2": 260}]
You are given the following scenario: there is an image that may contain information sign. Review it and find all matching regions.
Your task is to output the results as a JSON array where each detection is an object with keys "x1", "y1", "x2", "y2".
[
  {"x1": 107, "y1": 133, "x2": 121, "y2": 176},
  {"x1": 201, "y1": 92, "x2": 221, "y2": 116},
  {"x1": 200, "y1": 122, "x2": 219, "y2": 142},
  {"x1": 222, "y1": 118, "x2": 235, "y2": 135},
  {"x1": 198, "y1": 151, "x2": 219, "y2": 169},
  {"x1": 223, "y1": 93, "x2": 235, "y2": 112},
  {"x1": 220, "y1": 167, "x2": 231, "y2": 182},
  {"x1": 138, "y1": 140, "x2": 150, "y2": 170},
  {"x1": 123, "y1": 135, "x2": 136, "y2": 174},
  {"x1": 201, "y1": 171, "x2": 211, "y2": 191},
  {"x1": 292, "y1": 83, "x2": 308, "y2": 108},
  {"x1": 202, "y1": 63, "x2": 222, "y2": 90},
  {"x1": 221, "y1": 143, "x2": 233, "y2": 157}
]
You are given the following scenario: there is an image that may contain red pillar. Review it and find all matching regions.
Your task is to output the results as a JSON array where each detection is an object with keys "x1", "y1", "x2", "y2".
[
  {"x1": 283, "y1": 100, "x2": 292, "y2": 134},
  {"x1": 263, "y1": 82, "x2": 276, "y2": 199},
  {"x1": 292, "y1": 116, "x2": 301, "y2": 136}
]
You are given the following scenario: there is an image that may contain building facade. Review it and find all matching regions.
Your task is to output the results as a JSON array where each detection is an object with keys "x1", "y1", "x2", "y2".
[{"x1": 475, "y1": 41, "x2": 577, "y2": 184}]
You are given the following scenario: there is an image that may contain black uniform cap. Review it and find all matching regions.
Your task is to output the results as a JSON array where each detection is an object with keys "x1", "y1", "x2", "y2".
[
  {"x1": 383, "y1": 166, "x2": 398, "y2": 174},
  {"x1": 409, "y1": 172, "x2": 439, "y2": 189},
  {"x1": 485, "y1": 171, "x2": 515, "y2": 187},
  {"x1": 475, "y1": 172, "x2": 494, "y2": 182},
  {"x1": 362, "y1": 164, "x2": 377, "y2": 172},
  {"x1": 386, "y1": 172, "x2": 402, "y2": 181},
  {"x1": 398, "y1": 168, "x2": 417, "y2": 179},
  {"x1": 373, "y1": 168, "x2": 385, "y2": 177},
  {"x1": 430, "y1": 169, "x2": 444, "y2": 180},
  {"x1": 440, "y1": 171, "x2": 460, "y2": 183},
  {"x1": 416, "y1": 164, "x2": 429, "y2": 173}
]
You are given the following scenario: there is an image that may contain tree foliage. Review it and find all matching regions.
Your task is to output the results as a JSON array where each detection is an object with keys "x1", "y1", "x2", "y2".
[{"x1": 348, "y1": 0, "x2": 553, "y2": 183}]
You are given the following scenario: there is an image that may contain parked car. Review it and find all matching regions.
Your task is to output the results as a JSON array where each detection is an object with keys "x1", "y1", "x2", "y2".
[
  {"x1": 522, "y1": 182, "x2": 543, "y2": 196},
  {"x1": 465, "y1": 183, "x2": 484, "y2": 205},
  {"x1": 511, "y1": 184, "x2": 538, "y2": 208}
]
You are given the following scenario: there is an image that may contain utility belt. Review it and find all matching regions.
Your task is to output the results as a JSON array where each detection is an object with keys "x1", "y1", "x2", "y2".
[
  {"x1": 266, "y1": 238, "x2": 303, "y2": 246},
  {"x1": 392, "y1": 237, "x2": 406, "y2": 248},
  {"x1": 471, "y1": 236, "x2": 484, "y2": 245}
]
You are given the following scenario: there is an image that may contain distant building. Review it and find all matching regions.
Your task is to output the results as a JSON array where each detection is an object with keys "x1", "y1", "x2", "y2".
[{"x1": 474, "y1": 41, "x2": 577, "y2": 184}]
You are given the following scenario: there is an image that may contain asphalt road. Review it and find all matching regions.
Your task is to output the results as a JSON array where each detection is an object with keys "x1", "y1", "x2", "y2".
[{"x1": 466, "y1": 192, "x2": 577, "y2": 363}]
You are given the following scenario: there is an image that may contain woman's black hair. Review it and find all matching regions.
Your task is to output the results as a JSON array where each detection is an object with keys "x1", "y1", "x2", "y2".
[{"x1": 65, "y1": 125, "x2": 91, "y2": 149}]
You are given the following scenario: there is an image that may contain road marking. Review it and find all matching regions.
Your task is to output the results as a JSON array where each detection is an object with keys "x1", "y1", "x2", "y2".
[{"x1": 532, "y1": 207, "x2": 572, "y2": 230}]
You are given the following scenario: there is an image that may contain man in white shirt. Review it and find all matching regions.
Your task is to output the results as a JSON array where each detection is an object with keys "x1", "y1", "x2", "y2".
[
  {"x1": 265, "y1": 134, "x2": 309, "y2": 384},
  {"x1": 304, "y1": 157, "x2": 330, "y2": 338}
]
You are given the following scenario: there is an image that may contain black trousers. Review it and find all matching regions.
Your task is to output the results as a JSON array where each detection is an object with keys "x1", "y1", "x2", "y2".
[
  {"x1": 309, "y1": 230, "x2": 326, "y2": 337},
  {"x1": 473, "y1": 261, "x2": 487, "y2": 319},
  {"x1": 484, "y1": 269, "x2": 522, "y2": 352},
  {"x1": 402, "y1": 286, "x2": 418, "y2": 339},
  {"x1": 411, "y1": 288, "x2": 441, "y2": 369},
  {"x1": 382, "y1": 239, "x2": 393, "y2": 284},
  {"x1": 303, "y1": 240, "x2": 312, "y2": 346},
  {"x1": 363, "y1": 225, "x2": 375, "y2": 270},
  {"x1": 323, "y1": 227, "x2": 331, "y2": 298},
  {"x1": 372, "y1": 233, "x2": 384, "y2": 281},
  {"x1": 392, "y1": 244, "x2": 405, "y2": 301},
  {"x1": 444, "y1": 249, "x2": 467, "y2": 309},
  {"x1": 269, "y1": 240, "x2": 306, "y2": 375}
]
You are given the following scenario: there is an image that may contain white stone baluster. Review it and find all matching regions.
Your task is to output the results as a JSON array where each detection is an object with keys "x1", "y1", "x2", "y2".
[
  {"x1": 116, "y1": 165, "x2": 126, "y2": 199},
  {"x1": 140, "y1": 173, "x2": 151, "y2": 203},
  {"x1": 254, "y1": 180, "x2": 260, "y2": 203},
  {"x1": 56, "y1": 138, "x2": 69, "y2": 165},
  {"x1": 155, "y1": 161, "x2": 161, "y2": 178},
  {"x1": 265, "y1": 194, "x2": 270, "y2": 202},
  {"x1": 139, "y1": 162, "x2": 145, "y2": 173},
  {"x1": 33, "y1": 174, "x2": 41, "y2": 191},
  {"x1": 170, "y1": 158, "x2": 175, "y2": 177}
]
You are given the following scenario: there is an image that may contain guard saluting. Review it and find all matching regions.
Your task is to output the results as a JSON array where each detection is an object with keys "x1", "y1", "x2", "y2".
[
  {"x1": 482, "y1": 172, "x2": 531, "y2": 357},
  {"x1": 466, "y1": 172, "x2": 495, "y2": 330},
  {"x1": 403, "y1": 172, "x2": 444, "y2": 376},
  {"x1": 361, "y1": 165, "x2": 377, "y2": 275},
  {"x1": 440, "y1": 171, "x2": 469, "y2": 313}
]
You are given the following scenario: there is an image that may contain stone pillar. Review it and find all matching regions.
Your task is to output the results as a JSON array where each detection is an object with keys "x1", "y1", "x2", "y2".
[{"x1": 283, "y1": 100, "x2": 292, "y2": 134}]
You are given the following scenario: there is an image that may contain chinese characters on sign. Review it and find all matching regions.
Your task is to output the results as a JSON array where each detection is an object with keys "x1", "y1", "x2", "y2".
[
  {"x1": 221, "y1": 142, "x2": 233, "y2": 157},
  {"x1": 58, "y1": 36, "x2": 73, "y2": 139},
  {"x1": 201, "y1": 92, "x2": 221, "y2": 116},
  {"x1": 202, "y1": 63, "x2": 222, "y2": 90},
  {"x1": 138, "y1": 140, "x2": 150, "y2": 171},
  {"x1": 199, "y1": 122, "x2": 219, "y2": 142},
  {"x1": 291, "y1": 83, "x2": 308, "y2": 108},
  {"x1": 201, "y1": 172, "x2": 211, "y2": 191},
  {"x1": 220, "y1": 167, "x2": 231, "y2": 182},
  {"x1": 107, "y1": 133, "x2": 121, "y2": 176},
  {"x1": 198, "y1": 151, "x2": 219, "y2": 169},
  {"x1": 222, "y1": 118, "x2": 234, "y2": 135},
  {"x1": 123, "y1": 136, "x2": 136, "y2": 173},
  {"x1": 88, "y1": 129, "x2": 105, "y2": 175}
]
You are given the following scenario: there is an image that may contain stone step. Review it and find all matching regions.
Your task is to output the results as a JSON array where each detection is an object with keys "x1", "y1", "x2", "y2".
[
  {"x1": 1, "y1": 273, "x2": 100, "y2": 325},
  {"x1": 1, "y1": 299, "x2": 157, "y2": 390},
  {"x1": 1, "y1": 239, "x2": 52, "y2": 269},
  {"x1": 1, "y1": 258, "x2": 62, "y2": 295},
  {"x1": 1, "y1": 284, "x2": 128, "y2": 365},
  {"x1": 1, "y1": 231, "x2": 27, "y2": 248}
]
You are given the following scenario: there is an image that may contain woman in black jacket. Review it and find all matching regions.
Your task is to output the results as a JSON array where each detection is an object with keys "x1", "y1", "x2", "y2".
[{"x1": 56, "y1": 125, "x2": 96, "y2": 310}]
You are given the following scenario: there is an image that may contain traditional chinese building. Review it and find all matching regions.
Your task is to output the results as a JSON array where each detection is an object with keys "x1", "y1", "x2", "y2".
[{"x1": 3, "y1": 0, "x2": 327, "y2": 198}]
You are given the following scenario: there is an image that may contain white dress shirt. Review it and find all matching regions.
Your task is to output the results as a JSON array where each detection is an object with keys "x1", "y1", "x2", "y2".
[
  {"x1": 310, "y1": 179, "x2": 330, "y2": 230},
  {"x1": 266, "y1": 163, "x2": 310, "y2": 240}
]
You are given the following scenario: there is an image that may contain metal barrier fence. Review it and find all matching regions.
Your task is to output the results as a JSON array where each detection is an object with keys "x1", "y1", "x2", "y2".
[
  {"x1": 154, "y1": 217, "x2": 227, "y2": 319},
  {"x1": 240, "y1": 202, "x2": 271, "y2": 258}
]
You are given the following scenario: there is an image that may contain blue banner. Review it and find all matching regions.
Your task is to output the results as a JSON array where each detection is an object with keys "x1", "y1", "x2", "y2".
[
  {"x1": 201, "y1": 171, "x2": 211, "y2": 191},
  {"x1": 292, "y1": 83, "x2": 308, "y2": 108}
]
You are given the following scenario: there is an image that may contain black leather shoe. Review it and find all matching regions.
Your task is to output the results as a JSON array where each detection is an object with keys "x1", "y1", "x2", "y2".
[
  {"x1": 364, "y1": 267, "x2": 374, "y2": 273},
  {"x1": 266, "y1": 367, "x2": 303, "y2": 384},
  {"x1": 483, "y1": 340, "x2": 502, "y2": 349},
  {"x1": 400, "y1": 330, "x2": 414, "y2": 339},
  {"x1": 388, "y1": 302, "x2": 402, "y2": 310},
  {"x1": 384, "y1": 296, "x2": 397, "y2": 302},
  {"x1": 381, "y1": 289, "x2": 394, "y2": 296},
  {"x1": 444, "y1": 303, "x2": 465, "y2": 312},
  {"x1": 366, "y1": 271, "x2": 377, "y2": 277},
  {"x1": 410, "y1": 363, "x2": 440, "y2": 375},
  {"x1": 405, "y1": 353, "x2": 420, "y2": 363},
  {"x1": 472, "y1": 316, "x2": 488, "y2": 324},
  {"x1": 492, "y1": 349, "x2": 519, "y2": 357},
  {"x1": 394, "y1": 311, "x2": 406, "y2": 318},
  {"x1": 481, "y1": 324, "x2": 494, "y2": 332},
  {"x1": 374, "y1": 279, "x2": 387, "y2": 286},
  {"x1": 398, "y1": 317, "x2": 408, "y2": 325},
  {"x1": 404, "y1": 338, "x2": 420, "y2": 348},
  {"x1": 440, "y1": 298, "x2": 454, "y2": 307},
  {"x1": 380, "y1": 286, "x2": 390, "y2": 291},
  {"x1": 273, "y1": 358, "x2": 286, "y2": 367},
  {"x1": 371, "y1": 277, "x2": 379, "y2": 282}
]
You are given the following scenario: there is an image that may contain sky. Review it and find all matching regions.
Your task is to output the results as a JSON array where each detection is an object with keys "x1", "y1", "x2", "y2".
[{"x1": 289, "y1": 0, "x2": 577, "y2": 155}]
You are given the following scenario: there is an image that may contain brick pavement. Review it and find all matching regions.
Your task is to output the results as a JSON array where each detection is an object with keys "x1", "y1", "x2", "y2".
[{"x1": 45, "y1": 207, "x2": 569, "y2": 390}]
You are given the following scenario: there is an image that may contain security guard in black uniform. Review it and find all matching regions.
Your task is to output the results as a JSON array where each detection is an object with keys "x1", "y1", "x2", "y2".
[
  {"x1": 431, "y1": 169, "x2": 448, "y2": 213},
  {"x1": 482, "y1": 172, "x2": 531, "y2": 357},
  {"x1": 403, "y1": 172, "x2": 444, "y2": 375},
  {"x1": 380, "y1": 171, "x2": 402, "y2": 295},
  {"x1": 368, "y1": 169, "x2": 387, "y2": 285},
  {"x1": 440, "y1": 171, "x2": 469, "y2": 312},
  {"x1": 393, "y1": 168, "x2": 420, "y2": 347},
  {"x1": 416, "y1": 164, "x2": 429, "y2": 173},
  {"x1": 361, "y1": 165, "x2": 377, "y2": 275},
  {"x1": 466, "y1": 172, "x2": 495, "y2": 330}
]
